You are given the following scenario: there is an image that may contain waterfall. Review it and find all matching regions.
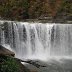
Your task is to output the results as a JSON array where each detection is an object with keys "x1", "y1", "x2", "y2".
[{"x1": 0, "y1": 20, "x2": 72, "y2": 60}]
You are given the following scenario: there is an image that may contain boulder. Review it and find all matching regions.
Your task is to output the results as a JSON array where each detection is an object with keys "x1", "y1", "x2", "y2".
[{"x1": 0, "y1": 45, "x2": 15, "y2": 57}]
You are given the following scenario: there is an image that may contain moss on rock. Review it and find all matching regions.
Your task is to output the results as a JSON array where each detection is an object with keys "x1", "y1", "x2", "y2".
[{"x1": 0, "y1": 55, "x2": 30, "y2": 72}]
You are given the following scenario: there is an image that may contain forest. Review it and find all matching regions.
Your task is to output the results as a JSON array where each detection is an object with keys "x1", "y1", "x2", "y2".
[{"x1": 0, "y1": 0, "x2": 72, "y2": 21}]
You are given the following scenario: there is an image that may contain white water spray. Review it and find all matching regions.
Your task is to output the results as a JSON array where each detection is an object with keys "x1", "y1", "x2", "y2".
[{"x1": 0, "y1": 21, "x2": 72, "y2": 61}]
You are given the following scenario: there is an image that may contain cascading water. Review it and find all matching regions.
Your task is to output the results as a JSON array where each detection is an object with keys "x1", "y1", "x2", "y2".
[{"x1": 0, "y1": 20, "x2": 72, "y2": 60}]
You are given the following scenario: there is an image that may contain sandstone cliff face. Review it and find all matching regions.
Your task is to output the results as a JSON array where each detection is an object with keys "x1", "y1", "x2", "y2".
[{"x1": 0, "y1": 45, "x2": 15, "y2": 57}]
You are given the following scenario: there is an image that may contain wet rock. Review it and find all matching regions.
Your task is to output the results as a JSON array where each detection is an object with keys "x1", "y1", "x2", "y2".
[{"x1": 0, "y1": 45, "x2": 15, "y2": 57}]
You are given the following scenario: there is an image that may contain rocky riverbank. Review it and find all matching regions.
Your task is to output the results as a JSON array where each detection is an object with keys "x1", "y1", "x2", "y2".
[
  {"x1": 0, "y1": 55, "x2": 31, "y2": 72},
  {"x1": 0, "y1": 45, "x2": 37, "y2": 72},
  {"x1": 24, "y1": 58, "x2": 72, "y2": 72}
]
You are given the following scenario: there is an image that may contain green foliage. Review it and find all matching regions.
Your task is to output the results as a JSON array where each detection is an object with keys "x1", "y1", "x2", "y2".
[
  {"x1": 0, "y1": 55, "x2": 19, "y2": 72},
  {"x1": 58, "y1": 0, "x2": 72, "y2": 16},
  {"x1": 49, "y1": 0, "x2": 56, "y2": 4},
  {"x1": 28, "y1": 0, "x2": 51, "y2": 18},
  {"x1": 0, "y1": 0, "x2": 29, "y2": 20},
  {"x1": 0, "y1": 0, "x2": 71, "y2": 20}
]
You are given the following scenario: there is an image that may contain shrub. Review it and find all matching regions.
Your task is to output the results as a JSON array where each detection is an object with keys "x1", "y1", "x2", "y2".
[{"x1": 0, "y1": 55, "x2": 19, "y2": 72}]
